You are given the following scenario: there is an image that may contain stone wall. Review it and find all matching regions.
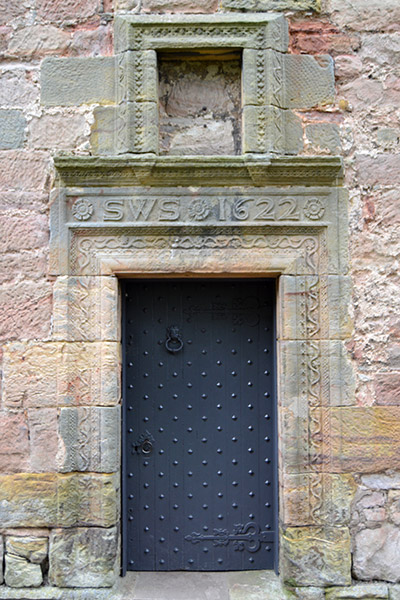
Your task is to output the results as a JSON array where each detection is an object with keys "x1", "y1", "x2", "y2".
[{"x1": 0, "y1": 0, "x2": 399, "y2": 597}]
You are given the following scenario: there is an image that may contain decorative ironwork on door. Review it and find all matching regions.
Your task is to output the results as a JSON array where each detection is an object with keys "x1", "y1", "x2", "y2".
[{"x1": 122, "y1": 280, "x2": 277, "y2": 571}]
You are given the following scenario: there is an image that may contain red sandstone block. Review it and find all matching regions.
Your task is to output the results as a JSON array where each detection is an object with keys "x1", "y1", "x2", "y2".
[
  {"x1": 0, "y1": 280, "x2": 52, "y2": 342},
  {"x1": 0, "y1": 0, "x2": 28, "y2": 26},
  {"x1": 0, "y1": 211, "x2": 48, "y2": 253},
  {"x1": 0, "y1": 251, "x2": 48, "y2": 286},
  {"x1": 0, "y1": 411, "x2": 29, "y2": 473},
  {"x1": 6, "y1": 25, "x2": 71, "y2": 60},
  {"x1": 0, "y1": 151, "x2": 49, "y2": 192},
  {"x1": 36, "y1": 0, "x2": 100, "y2": 23},
  {"x1": 356, "y1": 154, "x2": 400, "y2": 186},
  {"x1": 375, "y1": 373, "x2": 400, "y2": 406},
  {"x1": 289, "y1": 19, "x2": 359, "y2": 56}
]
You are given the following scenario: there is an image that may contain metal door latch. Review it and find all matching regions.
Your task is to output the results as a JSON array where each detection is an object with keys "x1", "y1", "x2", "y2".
[{"x1": 132, "y1": 431, "x2": 154, "y2": 455}]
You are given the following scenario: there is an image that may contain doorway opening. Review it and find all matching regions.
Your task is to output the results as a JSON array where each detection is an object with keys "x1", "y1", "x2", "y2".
[{"x1": 121, "y1": 279, "x2": 278, "y2": 573}]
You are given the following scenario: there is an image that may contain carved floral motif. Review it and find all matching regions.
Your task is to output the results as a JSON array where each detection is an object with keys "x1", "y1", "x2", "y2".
[{"x1": 72, "y1": 199, "x2": 94, "y2": 221}]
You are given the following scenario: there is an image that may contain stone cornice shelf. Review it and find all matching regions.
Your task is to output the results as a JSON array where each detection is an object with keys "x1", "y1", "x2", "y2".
[{"x1": 54, "y1": 155, "x2": 343, "y2": 188}]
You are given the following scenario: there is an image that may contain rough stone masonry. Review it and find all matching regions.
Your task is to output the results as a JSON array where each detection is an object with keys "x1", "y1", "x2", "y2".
[{"x1": 0, "y1": 0, "x2": 399, "y2": 599}]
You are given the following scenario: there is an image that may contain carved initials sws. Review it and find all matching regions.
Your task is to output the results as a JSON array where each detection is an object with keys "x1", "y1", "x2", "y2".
[{"x1": 72, "y1": 196, "x2": 326, "y2": 224}]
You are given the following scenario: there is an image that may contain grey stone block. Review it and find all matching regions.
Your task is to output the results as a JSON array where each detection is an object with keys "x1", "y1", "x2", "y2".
[
  {"x1": 242, "y1": 49, "x2": 285, "y2": 107},
  {"x1": 48, "y1": 527, "x2": 118, "y2": 588},
  {"x1": 243, "y1": 105, "x2": 303, "y2": 154},
  {"x1": 4, "y1": 554, "x2": 43, "y2": 588},
  {"x1": 222, "y1": 0, "x2": 320, "y2": 11},
  {"x1": 59, "y1": 406, "x2": 120, "y2": 473},
  {"x1": 0, "y1": 109, "x2": 26, "y2": 149},
  {"x1": 117, "y1": 50, "x2": 158, "y2": 104},
  {"x1": 325, "y1": 583, "x2": 389, "y2": 598},
  {"x1": 306, "y1": 123, "x2": 341, "y2": 154},
  {"x1": 6, "y1": 537, "x2": 48, "y2": 564},
  {"x1": 285, "y1": 54, "x2": 335, "y2": 109},
  {"x1": 115, "y1": 101, "x2": 159, "y2": 153},
  {"x1": 41, "y1": 57, "x2": 116, "y2": 106}
]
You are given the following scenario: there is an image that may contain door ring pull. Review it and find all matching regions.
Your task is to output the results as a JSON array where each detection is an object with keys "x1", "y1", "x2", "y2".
[
  {"x1": 165, "y1": 326, "x2": 184, "y2": 353},
  {"x1": 141, "y1": 439, "x2": 153, "y2": 455}
]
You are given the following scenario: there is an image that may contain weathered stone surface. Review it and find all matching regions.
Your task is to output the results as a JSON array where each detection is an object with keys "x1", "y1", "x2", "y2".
[
  {"x1": 7, "y1": 25, "x2": 71, "y2": 60},
  {"x1": 0, "y1": 110, "x2": 26, "y2": 149},
  {"x1": 90, "y1": 106, "x2": 116, "y2": 155},
  {"x1": 281, "y1": 526, "x2": 351, "y2": 586},
  {"x1": 0, "y1": 411, "x2": 29, "y2": 472},
  {"x1": 142, "y1": 0, "x2": 219, "y2": 11},
  {"x1": 0, "y1": 69, "x2": 39, "y2": 109},
  {"x1": 115, "y1": 101, "x2": 158, "y2": 154},
  {"x1": 0, "y1": 473, "x2": 118, "y2": 528},
  {"x1": 0, "y1": 151, "x2": 49, "y2": 191},
  {"x1": 0, "y1": 535, "x2": 3, "y2": 585},
  {"x1": 3, "y1": 341, "x2": 120, "y2": 408},
  {"x1": 280, "y1": 340, "x2": 355, "y2": 408},
  {"x1": 284, "y1": 55, "x2": 335, "y2": 108},
  {"x1": 28, "y1": 408, "x2": 60, "y2": 472},
  {"x1": 0, "y1": 280, "x2": 52, "y2": 342},
  {"x1": 391, "y1": 586, "x2": 400, "y2": 600},
  {"x1": 356, "y1": 154, "x2": 400, "y2": 186},
  {"x1": 325, "y1": 583, "x2": 389, "y2": 598},
  {"x1": 0, "y1": 0, "x2": 28, "y2": 26},
  {"x1": 52, "y1": 276, "x2": 119, "y2": 342},
  {"x1": 4, "y1": 554, "x2": 43, "y2": 588},
  {"x1": 28, "y1": 112, "x2": 87, "y2": 150},
  {"x1": 375, "y1": 373, "x2": 400, "y2": 405},
  {"x1": 118, "y1": 50, "x2": 158, "y2": 104},
  {"x1": 294, "y1": 588, "x2": 325, "y2": 599},
  {"x1": 36, "y1": 0, "x2": 100, "y2": 22},
  {"x1": 0, "y1": 210, "x2": 48, "y2": 254},
  {"x1": 327, "y1": 0, "x2": 400, "y2": 32},
  {"x1": 59, "y1": 406, "x2": 120, "y2": 473},
  {"x1": 41, "y1": 57, "x2": 115, "y2": 106},
  {"x1": 48, "y1": 527, "x2": 118, "y2": 588},
  {"x1": 328, "y1": 407, "x2": 400, "y2": 473},
  {"x1": 223, "y1": 0, "x2": 320, "y2": 10},
  {"x1": 361, "y1": 473, "x2": 400, "y2": 491},
  {"x1": 388, "y1": 491, "x2": 400, "y2": 526},
  {"x1": 281, "y1": 473, "x2": 357, "y2": 526},
  {"x1": 6, "y1": 537, "x2": 48, "y2": 564},
  {"x1": 353, "y1": 525, "x2": 400, "y2": 583},
  {"x1": 243, "y1": 105, "x2": 303, "y2": 154},
  {"x1": 306, "y1": 124, "x2": 341, "y2": 154}
]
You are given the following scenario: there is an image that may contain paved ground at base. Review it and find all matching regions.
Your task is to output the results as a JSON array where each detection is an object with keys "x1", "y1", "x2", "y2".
[{"x1": 115, "y1": 571, "x2": 290, "y2": 600}]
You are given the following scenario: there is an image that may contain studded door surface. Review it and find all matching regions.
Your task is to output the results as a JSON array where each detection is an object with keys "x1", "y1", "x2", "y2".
[{"x1": 122, "y1": 280, "x2": 277, "y2": 571}]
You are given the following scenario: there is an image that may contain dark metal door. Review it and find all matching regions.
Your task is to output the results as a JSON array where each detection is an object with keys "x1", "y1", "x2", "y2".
[{"x1": 122, "y1": 280, "x2": 277, "y2": 571}]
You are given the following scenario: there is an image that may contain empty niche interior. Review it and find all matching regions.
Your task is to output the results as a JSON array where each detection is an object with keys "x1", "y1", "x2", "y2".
[{"x1": 158, "y1": 49, "x2": 242, "y2": 156}]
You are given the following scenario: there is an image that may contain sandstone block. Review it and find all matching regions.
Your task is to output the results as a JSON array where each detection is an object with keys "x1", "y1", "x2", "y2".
[
  {"x1": 0, "y1": 210, "x2": 48, "y2": 253},
  {"x1": 0, "y1": 411, "x2": 29, "y2": 472},
  {"x1": 0, "y1": 535, "x2": 3, "y2": 584},
  {"x1": 0, "y1": 110, "x2": 26, "y2": 149},
  {"x1": 281, "y1": 526, "x2": 351, "y2": 586},
  {"x1": 356, "y1": 154, "x2": 400, "y2": 186},
  {"x1": 242, "y1": 49, "x2": 285, "y2": 107},
  {"x1": 28, "y1": 408, "x2": 60, "y2": 472},
  {"x1": 59, "y1": 406, "x2": 120, "y2": 473},
  {"x1": 6, "y1": 537, "x2": 48, "y2": 564},
  {"x1": 115, "y1": 101, "x2": 159, "y2": 154},
  {"x1": 36, "y1": 0, "x2": 100, "y2": 22},
  {"x1": 48, "y1": 527, "x2": 118, "y2": 588},
  {"x1": 3, "y1": 341, "x2": 120, "y2": 408},
  {"x1": 327, "y1": 0, "x2": 400, "y2": 32},
  {"x1": 90, "y1": 106, "x2": 116, "y2": 155},
  {"x1": 0, "y1": 0, "x2": 28, "y2": 26},
  {"x1": 294, "y1": 588, "x2": 325, "y2": 599},
  {"x1": 325, "y1": 583, "x2": 389, "y2": 598},
  {"x1": 28, "y1": 112, "x2": 87, "y2": 150},
  {"x1": 353, "y1": 524, "x2": 400, "y2": 583},
  {"x1": 375, "y1": 373, "x2": 400, "y2": 405},
  {"x1": 0, "y1": 69, "x2": 39, "y2": 109},
  {"x1": 117, "y1": 51, "x2": 158, "y2": 104},
  {"x1": 279, "y1": 340, "x2": 355, "y2": 409},
  {"x1": 328, "y1": 407, "x2": 400, "y2": 473},
  {"x1": 0, "y1": 150, "x2": 49, "y2": 191},
  {"x1": 281, "y1": 473, "x2": 357, "y2": 527},
  {"x1": 388, "y1": 491, "x2": 400, "y2": 526},
  {"x1": 0, "y1": 473, "x2": 118, "y2": 528},
  {"x1": 0, "y1": 280, "x2": 52, "y2": 342},
  {"x1": 7, "y1": 25, "x2": 71, "y2": 60},
  {"x1": 41, "y1": 57, "x2": 116, "y2": 106},
  {"x1": 222, "y1": 0, "x2": 320, "y2": 11},
  {"x1": 142, "y1": 0, "x2": 219, "y2": 11},
  {"x1": 391, "y1": 586, "x2": 400, "y2": 600},
  {"x1": 52, "y1": 276, "x2": 119, "y2": 342},
  {"x1": 284, "y1": 54, "x2": 335, "y2": 108},
  {"x1": 279, "y1": 276, "x2": 352, "y2": 340},
  {"x1": 243, "y1": 105, "x2": 303, "y2": 154},
  {"x1": 361, "y1": 474, "x2": 400, "y2": 491},
  {"x1": 4, "y1": 554, "x2": 43, "y2": 588},
  {"x1": 306, "y1": 124, "x2": 341, "y2": 154}
]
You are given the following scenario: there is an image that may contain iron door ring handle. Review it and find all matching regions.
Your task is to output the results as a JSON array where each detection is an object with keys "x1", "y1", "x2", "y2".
[
  {"x1": 141, "y1": 440, "x2": 153, "y2": 455},
  {"x1": 165, "y1": 326, "x2": 184, "y2": 353}
]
